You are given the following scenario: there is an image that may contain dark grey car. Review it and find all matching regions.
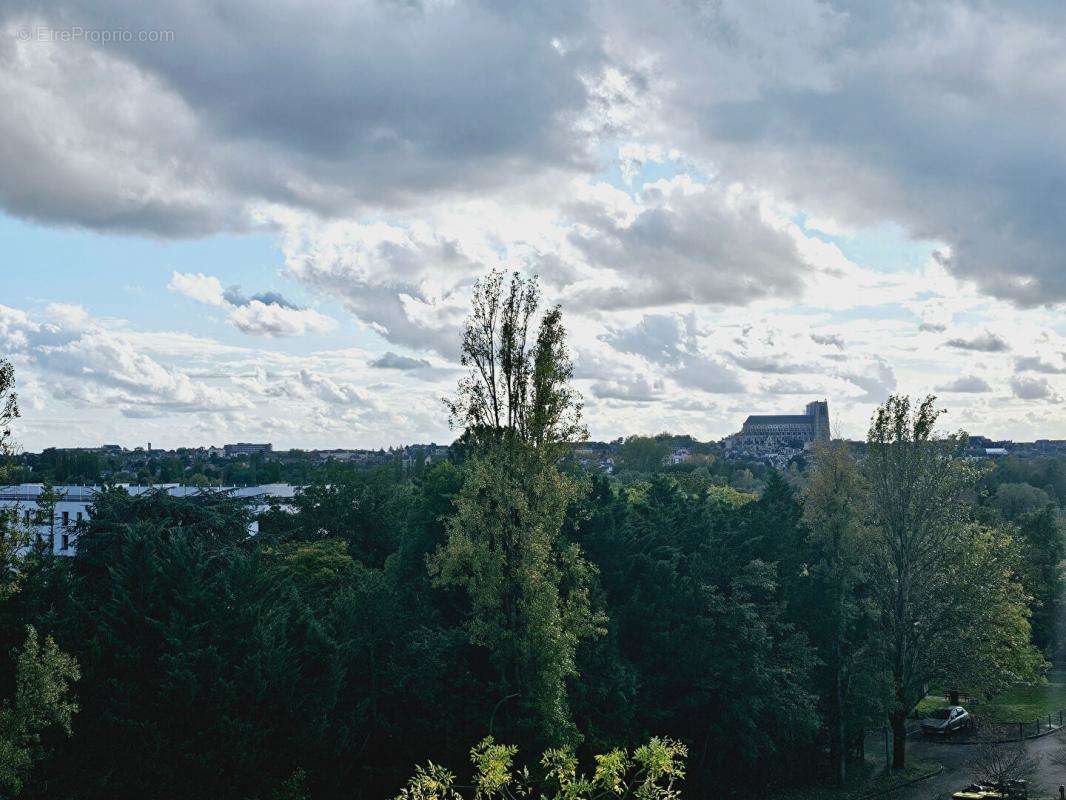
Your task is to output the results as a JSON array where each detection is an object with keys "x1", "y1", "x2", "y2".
[{"x1": 921, "y1": 705, "x2": 973, "y2": 735}]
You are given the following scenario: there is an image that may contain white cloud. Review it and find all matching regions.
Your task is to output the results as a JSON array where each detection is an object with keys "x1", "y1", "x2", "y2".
[
  {"x1": 0, "y1": 303, "x2": 249, "y2": 415},
  {"x1": 839, "y1": 359, "x2": 897, "y2": 404},
  {"x1": 227, "y1": 301, "x2": 336, "y2": 338},
  {"x1": 590, "y1": 376, "x2": 662, "y2": 403},
  {"x1": 2, "y1": 1, "x2": 1066, "y2": 445},
  {"x1": 168, "y1": 271, "x2": 225, "y2": 307},
  {"x1": 0, "y1": 302, "x2": 460, "y2": 449},
  {"x1": 167, "y1": 270, "x2": 336, "y2": 337}
]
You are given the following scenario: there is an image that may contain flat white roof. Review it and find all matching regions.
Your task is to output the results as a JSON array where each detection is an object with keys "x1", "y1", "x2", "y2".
[{"x1": 0, "y1": 484, "x2": 298, "y2": 502}]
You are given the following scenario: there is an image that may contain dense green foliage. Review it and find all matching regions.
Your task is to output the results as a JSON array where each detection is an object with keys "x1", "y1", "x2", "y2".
[
  {"x1": 5, "y1": 469, "x2": 837, "y2": 799},
  {"x1": 0, "y1": 359, "x2": 80, "y2": 796},
  {"x1": 5, "y1": 438, "x2": 1050, "y2": 798}
]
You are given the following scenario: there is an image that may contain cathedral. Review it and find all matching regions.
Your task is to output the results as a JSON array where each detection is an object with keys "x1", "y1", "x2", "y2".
[{"x1": 725, "y1": 401, "x2": 830, "y2": 451}]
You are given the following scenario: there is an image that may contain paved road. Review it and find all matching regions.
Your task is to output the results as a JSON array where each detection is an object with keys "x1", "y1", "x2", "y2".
[{"x1": 873, "y1": 729, "x2": 1066, "y2": 800}]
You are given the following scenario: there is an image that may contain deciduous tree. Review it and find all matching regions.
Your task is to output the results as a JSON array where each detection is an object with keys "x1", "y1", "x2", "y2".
[
  {"x1": 445, "y1": 269, "x2": 585, "y2": 452},
  {"x1": 865, "y1": 396, "x2": 1042, "y2": 768},
  {"x1": 433, "y1": 270, "x2": 602, "y2": 748},
  {"x1": 0, "y1": 359, "x2": 17, "y2": 464},
  {"x1": 0, "y1": 627, "x2": 79, "y2": 797}
]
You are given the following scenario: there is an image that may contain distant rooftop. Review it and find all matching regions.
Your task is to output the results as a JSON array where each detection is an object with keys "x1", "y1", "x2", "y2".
[{"x1": 0, "y1": 483, "x2": 297, "y2": 503}]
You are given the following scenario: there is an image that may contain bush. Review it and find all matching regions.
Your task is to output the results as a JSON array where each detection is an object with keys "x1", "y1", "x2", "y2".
[{"x1": 394, "y1": 736, "x2": 687, "y2": 800}]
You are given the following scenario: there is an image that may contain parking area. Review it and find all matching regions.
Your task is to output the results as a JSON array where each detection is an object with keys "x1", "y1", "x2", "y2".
[{"x1": 865, "y1": 727, "x2": 1066, "y2": 800}]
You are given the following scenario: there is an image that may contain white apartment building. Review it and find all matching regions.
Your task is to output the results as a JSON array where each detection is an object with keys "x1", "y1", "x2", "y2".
[{"x1": 0, "y1": 483, "x2": 297, "y2": 556}]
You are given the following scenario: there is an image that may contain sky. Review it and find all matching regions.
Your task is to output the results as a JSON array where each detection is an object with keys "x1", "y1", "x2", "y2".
[{"x1": 1, "y1": 0, "x2": 1064, "y2": 451}]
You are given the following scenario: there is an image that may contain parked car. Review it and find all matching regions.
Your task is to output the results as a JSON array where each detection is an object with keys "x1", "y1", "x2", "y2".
[
  {"x1": 952, "y1": 779, "x2": 1027, "y2": 800},
  {"x1": 921, "y1": 705, "x2": 973, "y2": 735}
]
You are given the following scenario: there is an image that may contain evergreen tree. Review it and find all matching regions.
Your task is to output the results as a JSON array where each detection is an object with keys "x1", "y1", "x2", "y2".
[
  {"x1": 801, "y1": 442, "x2": 880, "y2": 785},
  {"x1": 1012, "y1": 504, "x2": 1065, "y2": 657}
]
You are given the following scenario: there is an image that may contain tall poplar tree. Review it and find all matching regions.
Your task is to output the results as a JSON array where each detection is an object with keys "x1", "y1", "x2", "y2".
[{"x1": 431, "y1": 270, "x2": 603, "y2": 747}]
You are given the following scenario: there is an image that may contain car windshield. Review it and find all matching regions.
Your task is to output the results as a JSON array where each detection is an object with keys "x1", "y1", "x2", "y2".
[{"x1": 929, "y1": 709, "x2": 952, "y2": 719}]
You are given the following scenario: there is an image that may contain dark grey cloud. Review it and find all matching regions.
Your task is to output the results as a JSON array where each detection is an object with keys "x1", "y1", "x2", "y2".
[
  {"x1": 602, "y1": 0, "x2": 1066, "y2": 306},
  {"x1": 223, "y1": 286, "x2": 302, "y2": 310},
  {"x1": 567, "y1": 185, "x2": 807, "y2": 310},
  {"x1": 810, "y1": 333, "x2": 845, "y2": 349},
  {"x1": 671, "y1": 354, "x2": 746, "y2": 394},
  {"x1": 599, "y1": 314, "x2": 696, "y2": 365},
  {"x1": 1010, "y1": 375, "x2": 1056, "y2": 401},
  {"x1": 919, "y1": 322, "x2": 947, "y2": 333},
  {"x1": 2, "y1": 0, "x2": 1063, "y2": 319},
  {"x1": 1015, "y1": 355, "x2": 1066, "y2": 375},
  {"x1": 0, "y1": 0, "x2": 603, "y2": 235},
  {"x1": 369, "y1": 352, "x2": 432, "y2": 370},
  {"x1": 597, "y1": 313, "x2": 744, "y2": 393},
  {"x1": 945, "y1": 332, "x2": 1010, "y2": 353},
  {"x1": 729, "y1": 353, "x2": 812, "y2": 374},
  {"x1": 590, "y1": 376, "x2": 661, "y2": 403},
  {"x1": 839, "y1": 359, "x2": 896, "y2": 403},
  {"x1": 936, "y1": 375, "x2": 992, "y2": 394}
]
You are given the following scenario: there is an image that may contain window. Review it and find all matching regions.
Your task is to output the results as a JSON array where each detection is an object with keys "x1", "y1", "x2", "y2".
[
  {"x1": 62, "y1": 511, "x2": 69, "y2": 527},
  {"x1": 76, "y1": 511, "x2": 83, "y2": 523},
  {"x1": 60, "y1": 533, "x2": 70, "y2": 551},
  {"x1": 23, "y1": 510, "x2": 30, "y2": 524}
]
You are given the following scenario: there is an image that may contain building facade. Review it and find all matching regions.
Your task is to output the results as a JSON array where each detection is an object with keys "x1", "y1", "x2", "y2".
[
  {"x1": 725, "y1": 400, "x2": 831, "y2": 453},
  {"x1": 0, "y1": 483, "x2": 295, "y2": 557}
]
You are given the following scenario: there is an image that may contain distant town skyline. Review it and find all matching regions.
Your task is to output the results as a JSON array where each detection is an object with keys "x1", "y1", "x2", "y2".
[{"x1": 2, "y1": 3, "x2": 1064, "y2": 450}]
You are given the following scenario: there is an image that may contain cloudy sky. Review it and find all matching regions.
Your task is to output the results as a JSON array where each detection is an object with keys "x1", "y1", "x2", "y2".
[{"x1": 1, "y1": 0, "x2": 1064, "y2": 450}]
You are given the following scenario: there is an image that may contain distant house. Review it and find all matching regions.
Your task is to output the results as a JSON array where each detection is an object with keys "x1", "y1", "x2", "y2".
[
  {"x1": 223, "y1": 443, "x2": 273, "y2": 457},
  {"x1": 667, "y1": 447, "x2": 692, "y2": 465}
]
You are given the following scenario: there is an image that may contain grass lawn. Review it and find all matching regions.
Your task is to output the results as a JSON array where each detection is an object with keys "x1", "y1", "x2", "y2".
[
  {"x1": 979, "y1": 669, "x2": 1066, "y2": 723},
  {"x1": 914, "y1": 696, "x2": 944, "y2": 718},
  {"x1": 773, "y1": 758, "x2": 941, "y2": 800},
  {"x1": 915, "y1": 670, "x2": 1066, "y2": 724}
]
